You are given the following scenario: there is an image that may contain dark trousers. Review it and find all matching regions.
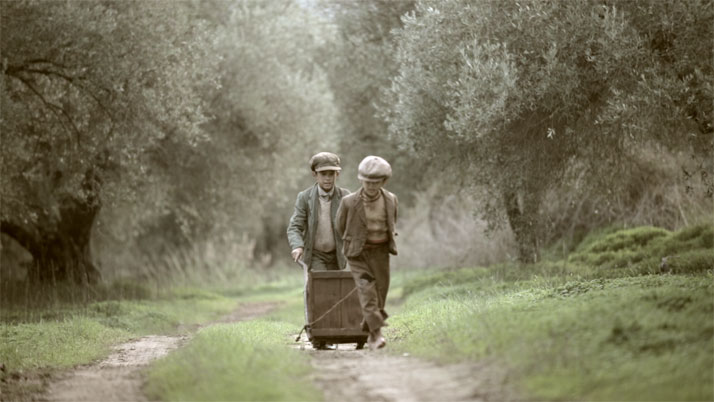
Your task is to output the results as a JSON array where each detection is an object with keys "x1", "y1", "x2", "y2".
[
  {"x1": 348, "y1": 243, "x2": 390, "y2": 333},
  {"x1": 310, "y1": 249, "x2": 340, "y2": 271}
]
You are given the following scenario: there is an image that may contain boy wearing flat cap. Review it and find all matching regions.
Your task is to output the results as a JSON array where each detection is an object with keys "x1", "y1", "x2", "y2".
[
  {"x1": 287, "y1": 152, "x2": 350, "y2": 272},
  {"x1": 336, "y1": 155, "x2": 398, "y2": 350}
]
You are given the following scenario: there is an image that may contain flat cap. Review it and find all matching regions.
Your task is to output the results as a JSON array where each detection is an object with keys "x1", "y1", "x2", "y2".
[
  {"x1": 309, "y1": 152, "x2": 342, "y2": 172},
  {"x1": 358, "y1": 155, "x2": 392, "y2": 181}
]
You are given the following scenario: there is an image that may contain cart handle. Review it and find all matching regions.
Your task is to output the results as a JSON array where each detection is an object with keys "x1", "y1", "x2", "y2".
[{"x1": 296, "y1": 259, "x2": 308, "y2": 271}]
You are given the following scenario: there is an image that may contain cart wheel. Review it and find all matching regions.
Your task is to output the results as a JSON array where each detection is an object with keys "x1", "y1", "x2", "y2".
[
  {"x1": 356, "y1": 341, "x2": 365, "y2": 350},
  {"x1": 312, "y1": 341, "x2": 325, "y2": 350}
]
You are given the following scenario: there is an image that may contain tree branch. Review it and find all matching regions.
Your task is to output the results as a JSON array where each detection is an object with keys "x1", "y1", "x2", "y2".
[
  {"x1": 25, "y1": 58, "x2": 70, "y2": 70},
  {"x1": 14, "y1": 66, "x2": 117, "y2": 125},
  {"x1": 6, "y1": 71, "x2": 83, "y2": 144}
]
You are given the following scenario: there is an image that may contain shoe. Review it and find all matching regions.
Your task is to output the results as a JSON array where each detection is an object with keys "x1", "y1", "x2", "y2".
[
  {"x1": 368, "y1": 329, "x2": 386, "y2": 351},
  {"x1": 375, "y1": 335, "x2": 386, "y2": 349}
]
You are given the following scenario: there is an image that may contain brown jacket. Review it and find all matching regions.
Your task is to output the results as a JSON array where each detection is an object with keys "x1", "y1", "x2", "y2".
[{"x1": 336, "y1": 188, "x2": 398, "y2": 258}]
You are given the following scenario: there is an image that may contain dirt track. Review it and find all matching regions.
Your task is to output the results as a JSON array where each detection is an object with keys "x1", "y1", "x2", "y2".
[
  {"x1": 39, "y1": 302, "x2": 280, "y2": 402},
  {"x1": 41, "y1": 335, "x2": 185, "y2": 402},
  {"x1": 301, "y1": 340, "x2": 514, "y2": 402},
  {"x1": 38, "y1": 302, "x2": 513, "y2": 402}
]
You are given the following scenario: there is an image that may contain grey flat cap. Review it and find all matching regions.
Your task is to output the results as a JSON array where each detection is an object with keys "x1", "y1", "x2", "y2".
[
  {"x1": 310, "y1": 152, "x2": 342, "y2": 172},
  {"x1": 358, "y1": 155, "x2": 392, "y2": 181}
]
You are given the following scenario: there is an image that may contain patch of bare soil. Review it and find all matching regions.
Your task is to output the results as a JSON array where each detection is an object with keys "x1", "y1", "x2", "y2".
[
  {"x1": 299, "y1": 339, "x2": 516, "y2": 402},
  {"x1": 36, "y1": 301, "x2": 282, "y2": 402},
  {"x1": 41, "y1": 335, "x2": 185, "y2": 402}
]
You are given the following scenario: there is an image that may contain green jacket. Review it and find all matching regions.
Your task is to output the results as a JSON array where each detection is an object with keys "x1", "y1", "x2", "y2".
[{"x1": 287, "y1": 184, "x2": 350, "y2": 270}]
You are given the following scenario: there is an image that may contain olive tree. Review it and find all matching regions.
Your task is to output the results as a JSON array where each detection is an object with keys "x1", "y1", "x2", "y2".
[
  {"x1": 382, "y1": 0, "x2": 713, "y2": 262},
  {"x1": 318, "y1": 0, "x2": 419, "y2": 195},
  {"x1": 1, "y1": 0, "x2": 219, "y2": 283},
  {"x1": 198, "y1": 0, "x2": 342, "y2": 259}
]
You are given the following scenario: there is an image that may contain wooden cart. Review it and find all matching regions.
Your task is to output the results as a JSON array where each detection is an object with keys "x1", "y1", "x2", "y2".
[{"x1": 305, "y1": 270, "x2": 368, "y2": 350}]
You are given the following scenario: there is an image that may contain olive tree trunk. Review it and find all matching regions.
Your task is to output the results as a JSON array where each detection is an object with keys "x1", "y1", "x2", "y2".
[
  {"x1": 503, "y1": 190, "x2": 542, "y2": 264},
  {"x1": 2, "y1": 197, "x2": 101, "y2": 285}
]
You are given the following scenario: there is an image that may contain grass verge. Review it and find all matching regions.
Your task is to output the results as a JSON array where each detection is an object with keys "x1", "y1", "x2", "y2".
[
  {"x1": 143, "y1": 284, "x2": 318, "y2": 401},
  {"x1": 0, "y1": 262, "x2": 309, "y2": 401},
  {"x1": 386, "y1": 224, "x2": 714, "y2": 401},
  {"x1": 0, "y1": 287, "x2": 239, "y2": 400}
]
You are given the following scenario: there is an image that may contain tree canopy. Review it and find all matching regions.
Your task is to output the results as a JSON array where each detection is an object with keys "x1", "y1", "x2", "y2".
[
  {"x1": 2, "y1": 0, "x2": 712, "y2": 284},
  {"x1": 382, "y1": 0, "x2": 713, "y2": 261},
  {"x1": 1, "y1": 0, "x2": 219, "y2": 281}
]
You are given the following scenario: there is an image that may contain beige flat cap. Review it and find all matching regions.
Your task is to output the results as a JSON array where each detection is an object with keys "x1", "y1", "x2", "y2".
[{"x1": 358, "y1": 155, "x2": 391, "y2": 181}]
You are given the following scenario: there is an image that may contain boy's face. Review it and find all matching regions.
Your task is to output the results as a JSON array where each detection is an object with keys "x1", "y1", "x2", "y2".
[
  {"x1": 312, "y1": 170, "x2": 339, "y2": 192},
  {"x1": 361, "y1": 179, "x2": 385, "y2": 197}
]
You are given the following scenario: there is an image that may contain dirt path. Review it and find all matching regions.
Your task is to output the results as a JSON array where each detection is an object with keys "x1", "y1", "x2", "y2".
[
  {"x1": 41, "y1": 335, "x2": 185, "y2": 402},
  {"x1": 39, "y1": 301, "x2": 280, "y2": 402},
  {"x1": 38, "y1": 301, "x2": 512, "y2": 402},
  {"x1": 300, "y1": 340, "x2": 515, "y2": 402}
]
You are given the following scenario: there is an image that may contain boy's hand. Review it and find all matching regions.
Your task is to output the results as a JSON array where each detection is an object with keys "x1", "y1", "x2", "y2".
[{"x1": 291, "y1": 247, "x2": 304, "y2": 262}]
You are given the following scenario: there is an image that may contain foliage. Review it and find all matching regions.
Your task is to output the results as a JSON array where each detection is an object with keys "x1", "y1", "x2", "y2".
[
  {"x1": 381, "y1": 0, "x2": 714, "y2": 262},
  {"x1": 400, "y1": 223, "x2": 714, "y2": 298},
  {"x1": 144, "y1": 321, "x2": 320, "y2": 402},
  {"x1": 171, "y1": 0, "x2": 343, "y2": 260},
  {"x1": 1, "y1": 0, "x2": 347, "y2": 281},
  {"x1": 318, "y1": 0, "x2": 422, "y2": 198},
  {"x1": 393, "y1": 184, "x2": 515, "y2": 269},
  {"x1": 0, "y1": 0, "x2": 219, "y2": 281},
  {"x1": 1, "y1": 0, "x2": 218, "y2": 225}
]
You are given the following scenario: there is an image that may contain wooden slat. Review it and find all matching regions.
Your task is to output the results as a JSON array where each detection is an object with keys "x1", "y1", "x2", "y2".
[
  {"x1": 310, "y1": 328, "x2": 368, "y2": 337},
  {"x1": 344, "y1": 278, "x2": 364, "y2": 328},
  {"x1": 310, "y1": 270, "x2": 354, "y2": 279},
  {"x1": 312, "y1": 276, "x2": 342, "y2": 329}
]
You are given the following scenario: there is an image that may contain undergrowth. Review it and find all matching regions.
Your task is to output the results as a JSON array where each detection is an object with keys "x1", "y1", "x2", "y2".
[
  {"x1": 402, "y1": 224, "x2": 713, "y2": 299},
  {"x1": 568, "y1": 223, "x2": 712, "y2": 269}
]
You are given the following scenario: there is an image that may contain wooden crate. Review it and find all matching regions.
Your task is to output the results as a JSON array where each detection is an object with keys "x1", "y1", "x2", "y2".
[{"x1": 307, "y1": 270, "x2": 368, "y2": 346}]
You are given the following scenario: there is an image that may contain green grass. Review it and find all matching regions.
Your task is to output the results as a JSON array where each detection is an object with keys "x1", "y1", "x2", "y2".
[
  {"x1": 386, "y1": 223, "x2": 714, "y2": 401},
  {"x1": 144, "y1": 320, "x2": 320, "y2": 402},
  {"x1": 0, "y1": 288, "x2": 238, "y2": 374},
  {"x1": 260, "y1": 288, "x2": 307, "y2": 327},
  {"x1": 0, "y1": 317, "x2": 131, "y2": 372},
  {"x1": 2, "y1": 223, "x2": 711, "y2": 401},
  {"x1": 0, "y1": 263, "x2": 310, "y2": 401},
  {"x1": 143, "y1": 280, "x2": 318, "y2": 401}
]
